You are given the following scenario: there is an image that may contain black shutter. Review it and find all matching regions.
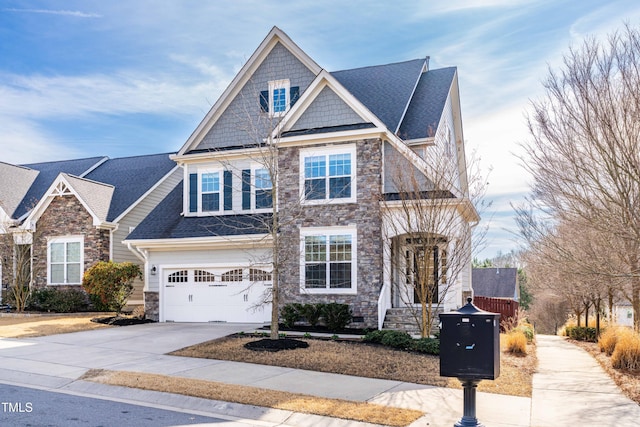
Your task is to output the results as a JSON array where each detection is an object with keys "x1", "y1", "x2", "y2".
[
  {"x1": 242, "y1": 169, "x2": 251, "y2": 210},
  {"x1": 224, "y1": 170, "x2": 233, "y2": 211},
  {"x1": 290, "y1": 86, "x2": 300, "y2": 107},
  {"x1": 259, "y1": 90, "x2": 269, "y2": 112},
  {"x1": 189, "y1": 173, "x2": 198, "y2": 213}
]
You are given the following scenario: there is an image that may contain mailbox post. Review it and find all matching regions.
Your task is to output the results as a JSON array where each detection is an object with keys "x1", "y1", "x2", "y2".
[{"x1": 439, "y1": 298, "x2": 500, "y2": 427}]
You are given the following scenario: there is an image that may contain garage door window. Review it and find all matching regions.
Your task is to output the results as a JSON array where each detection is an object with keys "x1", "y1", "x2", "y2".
[
  {"x1": 222, "y1": 269, "x2": 243, "y2": 282},
  {"x1": 194, "y1": 270, "x2": 215, "y2": 283},
  {"x1": 168, "y1": 270, "x2": 188, "y2": 283}
]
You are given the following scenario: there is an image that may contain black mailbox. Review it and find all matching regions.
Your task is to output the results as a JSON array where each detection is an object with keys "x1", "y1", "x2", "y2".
[{"x1": 439, "y1": 298, "x2": 500, "y2": 380}]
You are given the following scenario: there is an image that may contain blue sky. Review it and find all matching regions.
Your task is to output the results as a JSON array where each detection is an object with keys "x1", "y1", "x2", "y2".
[{"x1": 1, "y1": 0, "x2": 639, "y2": 259}]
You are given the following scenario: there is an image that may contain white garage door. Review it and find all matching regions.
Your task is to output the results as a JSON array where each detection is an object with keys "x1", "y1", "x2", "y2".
[{"x1": 162, "y1": 267, "x2": 272, "y2": 323}]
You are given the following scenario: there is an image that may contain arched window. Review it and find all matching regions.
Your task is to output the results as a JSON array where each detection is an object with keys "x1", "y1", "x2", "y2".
[
  {"x1": 221, "y1": 269, "x2": 243, "y2": 282},
  {"x1": 168, "y1": 270, "x2": 188, "y2": 283},
  {"x1": 194, "y1": 270, "x2": 216, "y2": 283},
  {"x1": 249, "y1": 268, "x2": 272, "y2": 281}
]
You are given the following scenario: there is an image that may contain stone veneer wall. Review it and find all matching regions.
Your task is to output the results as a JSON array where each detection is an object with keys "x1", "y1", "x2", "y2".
[
  {"x1": 144, "y1": 291, "x2": 159, "y2": 321},
  {"x1": 32, "y1": 195, "x2": 110, "y2": 288},
  {"x1": 277, "y1": 138, "x2": 384, "y2": 329}
]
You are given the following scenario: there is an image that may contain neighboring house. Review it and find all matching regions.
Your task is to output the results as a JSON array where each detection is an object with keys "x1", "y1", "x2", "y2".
[
  {"x1": 472, "y1": 268, "x2": 519, "y2": 301},
  {"x1": 125, "y1": 26, "x2": 478, "y2": 328},
  {"x1": 0, "y1": 153, "x2": 180, "y2": 305},
  {"x1": 612, "y1": 301, "x2": 634, "y2": 327}
]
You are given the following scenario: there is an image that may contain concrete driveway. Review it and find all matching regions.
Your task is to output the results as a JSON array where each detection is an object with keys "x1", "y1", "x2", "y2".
[{"x1": 0, "y1": 322, "x2": 255, "y2": 389}]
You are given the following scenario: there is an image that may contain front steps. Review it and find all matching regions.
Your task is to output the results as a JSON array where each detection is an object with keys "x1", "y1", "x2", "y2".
[{"x1": 382, "y1": 307, "x2": 443, "y2": 336}]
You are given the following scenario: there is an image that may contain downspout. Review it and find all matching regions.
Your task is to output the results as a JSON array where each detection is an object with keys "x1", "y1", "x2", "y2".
[{"x1": 127, "y1": 242, "x2": 149, "y2": 293}]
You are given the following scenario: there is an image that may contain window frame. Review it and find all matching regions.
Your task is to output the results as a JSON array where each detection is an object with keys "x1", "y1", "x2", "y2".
[
  {"x1": 268, "y1": 79, "x2": 291, "y2": 117},
  {"x1": 299, "y1": 226, "x2": 357, "y2": 295},
  {"x1": 200, "y1": 171, "x2": 221, "y2": 212},
  {"x1": 299, "y1": 145, "x2": 357, "y2": 205},
  {"x1": 47, "y1": 236, "x2": 84, "y2": 285},
  {"x1": 253, "y1": 168, "x2": 273, "y2": 210}
]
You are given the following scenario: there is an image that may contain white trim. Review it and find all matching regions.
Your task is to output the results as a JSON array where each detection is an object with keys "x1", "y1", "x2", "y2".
[
  {"x1": 299, "y1": 225, "x2": 357, "y2": 295},
  {"x1": 268, "y1": 79, "x2": 290, "y2": 117},
  {"x1": 299, "y1": 144, "x2": 357, "y2": 205},
  {"x1": 47, "y1": 235, "x2": 84, "y2": 285},
  {"x1": 124, "y1": 234, "x2": 272, "y2": 251}
]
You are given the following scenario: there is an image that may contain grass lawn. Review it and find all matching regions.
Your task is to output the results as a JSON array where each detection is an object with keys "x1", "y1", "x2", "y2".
[
  {"x1": 0, "y1": 314, "x2": 111, "y2": 338},
  {"x1": 171, "y1": 333, "x2": 538, "y2": 398}
]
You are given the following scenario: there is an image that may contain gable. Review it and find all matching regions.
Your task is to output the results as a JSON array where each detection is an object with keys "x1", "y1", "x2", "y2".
[
  {"x1": 194, "y1": 41, "x2": 317, "y2": 152},
  {"x1": 26, "y1": 173, "x2": 115, "y2": 230},
  {"x1": 16, "y1": 156, "x2": 107, "y2": 219},
  {"x1": 288, "y1": 85, "x2": 367, "y2": 132}
]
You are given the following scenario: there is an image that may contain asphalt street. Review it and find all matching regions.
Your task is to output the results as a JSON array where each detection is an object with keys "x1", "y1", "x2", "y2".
[{"x1": 0, "y1": 383, "x2": 246, "y2": 427}]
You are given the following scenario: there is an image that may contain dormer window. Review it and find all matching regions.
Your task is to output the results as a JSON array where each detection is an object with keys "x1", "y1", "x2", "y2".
[{"x1": 260, "y1": 79, "x2": 300, "y2": 117}]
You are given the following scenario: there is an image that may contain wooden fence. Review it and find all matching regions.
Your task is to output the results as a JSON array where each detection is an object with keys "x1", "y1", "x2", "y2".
[{"x1": 473, "y1": 296, "x2": 519, "y2": 331}]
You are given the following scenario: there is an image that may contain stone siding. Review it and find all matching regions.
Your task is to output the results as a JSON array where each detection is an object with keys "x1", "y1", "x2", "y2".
[
  {"x1": 277, "y1": 138, "x2": 384, "y2": 329},
  {"x1": 144, "y1": 291, "x2": 159, "y2": 321},
  {"x1": 32, "y1": 195, "x2": 110, "y2": 288}
]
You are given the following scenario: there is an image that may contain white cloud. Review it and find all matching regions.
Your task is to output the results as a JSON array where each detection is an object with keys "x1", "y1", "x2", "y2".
[
  {"x1": 0, "y1": 117, "x2": 80, "y2": 164},
  {"x1": 0, "y1": 64, "x2": 232, "y2": 121},
  {"x1": 2, "y1": 8, "x2": 101, "y2": 18}
]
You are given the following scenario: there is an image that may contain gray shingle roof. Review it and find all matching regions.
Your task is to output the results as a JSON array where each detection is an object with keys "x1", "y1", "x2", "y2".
[
  {"x1": 472, "y1": 268, "x2": 518, "y2": 300},
  {"x1": 0, "y1": 162, "x2": 39, "y2": 218},
  {"x1": 398, "y1": 67, "x2": 456, "y2": 140},
  {"x1": 332, "y1": 58, "x2": 426, "y2": 133},
  {"x1": 16, "y1": 156, "x2": 107, "y2": 218},
  {"x1": 84, "y1": 152, "x2": 176, "y2": 221},
  {"x1": 61, "y1": 173, "x2": 114, "y2": 222},
  {"x1": 127, "y1": 182, "x2": 271, "y2": 240}
]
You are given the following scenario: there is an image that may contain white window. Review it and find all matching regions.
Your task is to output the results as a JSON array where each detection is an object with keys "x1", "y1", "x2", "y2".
[
  {"x1": 201, "y1": 172, "x2": 221, "y2": 212},
  {"x1": 300, "y1": 227, "x2": 357, "y2": 294},
  {"x1": 48, "y1": 237, "x2": 83, "y2": 285},
  {"x1": 254, "y1": 168, "x2": 273, "y2": 209},
  {"x1": 300, "y1": 145, "x2": 356, "y2": 204},
  {"x1": 268, "y1": 79, "x2": 290, "y2": 116}
]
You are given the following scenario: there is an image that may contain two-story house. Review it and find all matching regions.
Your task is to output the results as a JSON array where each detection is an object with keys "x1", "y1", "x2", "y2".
[{"x1": 125, "y1": 27, "x2": 478, "y2": 330}]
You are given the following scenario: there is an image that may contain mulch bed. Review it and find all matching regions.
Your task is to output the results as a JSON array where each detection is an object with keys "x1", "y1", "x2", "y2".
[
  {"x1": 244, "y1": 338, "x2": 310, "y2": 352},
  {"x1": 91, "y1": 316, "x2": 155, "y2": 326}
]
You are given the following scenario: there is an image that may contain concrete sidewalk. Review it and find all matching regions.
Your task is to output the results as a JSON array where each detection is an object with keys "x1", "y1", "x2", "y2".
[
  {"x1": 531, "y1": 334, "x2": 640, "y2": 427},
  {"x1": 0, "y1": 324, "x2": 636, "y2": 426}
]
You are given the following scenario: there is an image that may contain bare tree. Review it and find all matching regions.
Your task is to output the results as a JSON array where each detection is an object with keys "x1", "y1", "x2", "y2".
[
  {"x1": 381, "y1": 134, "x2": 486, "y2": 337},
  {"x1": 0, "y1": 221, "x2": 44, "y2": 311},
  {"x1": 520, "y1": 24, "x2": 640, "y2": 328}
]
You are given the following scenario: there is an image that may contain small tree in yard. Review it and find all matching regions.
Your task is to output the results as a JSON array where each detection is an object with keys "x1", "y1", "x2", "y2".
[{"x1": 82, "y1": 261, "x2": 142, "y2": 315}]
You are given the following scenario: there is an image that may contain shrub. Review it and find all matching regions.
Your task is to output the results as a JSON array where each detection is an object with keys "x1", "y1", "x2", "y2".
[
  {"x1": 321, "y1": 303, "x2": 352, "y2": 331},
  {"x1": 411, "y1": 337, "x2": 440, "y2": 355},
  {"x1": 565, "y1": 326, "x2": 597, "y2": 342},
  {"x1": 598, "y1": 327, "x2": 619, "y2": 356},
  {"x1": 82, "y1": 261, "x2": 142, "y2": 315},
  {"x1": 611, "y1": 328, "x2": 640, "y2": 370},
  {"x1": 28, "y1": 287, "x2": 89, "y2": 313},
  {"x1": 281, "y1": 303, "x2": 302, "y2": 328},
  {"x1": 380, "y1": 330, "x2": 413, "y2": 349},
  {"x1": 517, "y1": 323, "x2": 535, "y2": 343},
  {"x1": 505, "y1": 329, "x2": 527, "y2": 355},
  {"x1": 363, "y1": 329, "x2": 388, "y2": 344},
  {"x1": 300, "y1": 303, "x2": 325, "y2": 327}
]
